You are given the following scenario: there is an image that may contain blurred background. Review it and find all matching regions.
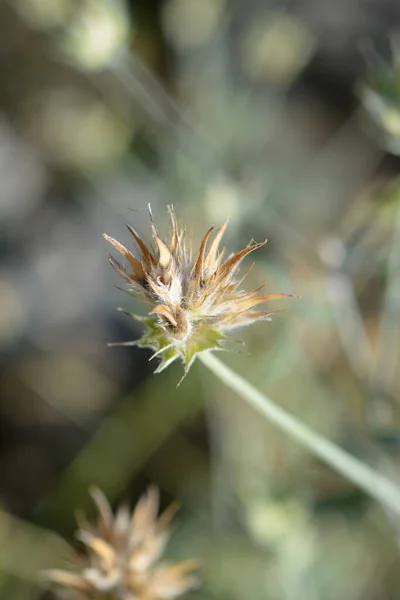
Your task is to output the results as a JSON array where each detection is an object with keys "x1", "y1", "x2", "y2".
[{"x1": 1, "y1": 0, "x2": 400, "y2": 598}]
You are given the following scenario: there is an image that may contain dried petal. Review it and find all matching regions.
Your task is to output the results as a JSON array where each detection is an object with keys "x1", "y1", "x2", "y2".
[
  {"x1": 191, "y1": 226, "x2": 214, "y2": 281},
  {"x1": 44, "y1": 570, "x2": 94, "y2": 594},
  {"x1": 204, "y1": 218, "x2": 229, "y2": 273},
  {"x1": 126, "y1": 224, "x2": 155, "y2": 267},
  {"x1": 151, "y1": 305, "x2": 178, "y2": 328},
  {"x1": 77, "y1": 532, "x2": 116, "y2": 570},
  {"x1": 103, "y1": 234, "x2": 145, "y2": 281},
  {"x1": 148, "y1": 561, "x2": 201, "y2": 599},
  {"x1": 90, "y1": 487, "x2": 114, "y2": 541},
  {"x1": 155, "y1": 236, "x2": 173, "y2": 270}
]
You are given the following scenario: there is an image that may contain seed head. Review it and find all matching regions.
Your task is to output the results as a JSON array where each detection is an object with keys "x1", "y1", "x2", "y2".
[
  {"x1": 45, "y1": 487, "x2": 200, "y2": 599},
  {"x1": 104, "y1": 206, "x2": 292, "y2": 380}
]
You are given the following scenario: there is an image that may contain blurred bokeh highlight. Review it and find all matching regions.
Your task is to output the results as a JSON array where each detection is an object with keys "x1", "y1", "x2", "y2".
[{"x1": 1, "y1": 0, "x2": 400, "y2": 598}]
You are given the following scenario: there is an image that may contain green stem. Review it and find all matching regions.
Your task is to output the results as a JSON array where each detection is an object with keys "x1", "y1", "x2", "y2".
[{"x1": 200, "y1": 352, "x2": 400, "y2": 515}]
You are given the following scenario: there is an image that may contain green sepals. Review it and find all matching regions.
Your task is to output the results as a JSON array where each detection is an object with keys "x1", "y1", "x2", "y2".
[
  {"x1": 127, "y1": 313, "x2": 181, "y2": 373},
  {"x1": 183, "y1": 326, "x2": 227, "y2": 372},
  {"x1": 153, "y1": 345, "x2": 181, "y2": 374},
  {"x1": 122, "y1": 312, "x2": 227, "y2": 378}
]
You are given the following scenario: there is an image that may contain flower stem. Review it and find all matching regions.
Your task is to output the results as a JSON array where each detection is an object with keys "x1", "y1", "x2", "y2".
[{"x1": 200, "y1": 352, "x2": 400, "y2": 515}]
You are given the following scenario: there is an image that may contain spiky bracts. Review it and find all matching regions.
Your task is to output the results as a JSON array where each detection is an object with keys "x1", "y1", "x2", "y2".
[
  {"x1": 45, "y1": 487, "x2": 200, "y2": 599},
  {"x1": 104, "y1": 207, "x2": 292, "y2": 379}
]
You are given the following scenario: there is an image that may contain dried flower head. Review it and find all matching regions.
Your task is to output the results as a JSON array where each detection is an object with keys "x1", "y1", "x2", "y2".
[
  {"x1": 104, "y1": 207, "x2": 292, "y2": 379},
  {"x1": 45, "y1": 487, "x2": 200, "y2": 599}
]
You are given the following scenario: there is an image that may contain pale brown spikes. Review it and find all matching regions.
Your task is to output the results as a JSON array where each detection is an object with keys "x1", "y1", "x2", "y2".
[
  {"x1": 216, "y1": 240, "x2": 267, "y2": 283},
  {"x1": 90, "y1": 487, "x2": 114, "y2": 540},
  {"x1": 155, "y1": 500, "x2": 180, "y2": 533},
  {"x1": 131, "y1": 486, "x2": 160, "y2": 544},
  {"x1": 149, "y1": 206, "x2": 173, "y2": 271},
  {"x1": 103, "y1": 234, "x2": 146, "y2": 281},
  {"x1": 151, "y1": 305, "x2": 178, "y2": 327},
  {"x1": 234, "y1": 284, "x2": 266, "y2": 302},
  {"x1": 193, "y1": 243, "x2": 266, "y2": 303},
  {"x1": 149, "y1": 561, "x2": 201, "y2": 597},
  {"x1": 126, "y1": 224, "x2": 155, "y2": 267},
  {"x1": 233, "y1": 292, "x2": 291, "y2": 314},
  {"x1": 113, "y1": 504, "x2": 130, "y2": 546},
  {"x1": 43, "y1": 570, "x2": 92, "y2": 593},
  {"x1": 192, "y1": 226, "x2": 215, "y2": 280},
  {"x1": 168, "y1": 205, "x2": 179, "y2": 254},
  {"x1": 231, "y1": 261, "x2": 256, "y2": 291},
  {"x1": 224, "y1": 309, "x2": 279, "y2": 327},
  {"x1": 148, "y1": 203, "x2": 159, "y2": 237},
  {"x1": 155, "y1": 236, "x2": 173, "y2": 269},
  {"x1": 106, "y1": 252, "x2": 131, "y2": 283},
  {"x1": 204, "y1": 218, "x2": 229, "y2": 273},
  {"x1": 77, "y1": 532, "x2": 115, "y2": 569}
]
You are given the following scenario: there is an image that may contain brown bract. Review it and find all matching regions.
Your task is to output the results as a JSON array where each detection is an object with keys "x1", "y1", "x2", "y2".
[
  {"x1": 103, "y1": 206, "x2": 292, "y2": 379},
  {"x1": 45, "y1": 487, "x2": 200, "y2": 600}
]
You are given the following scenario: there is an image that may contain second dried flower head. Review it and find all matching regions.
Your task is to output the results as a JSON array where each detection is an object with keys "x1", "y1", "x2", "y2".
[
  {"x1": 46, "y1": 487, "x2": 199, "y2": 599},
  {"x1": 104, "y1": 207, "x2": 291, "y2": 377}
]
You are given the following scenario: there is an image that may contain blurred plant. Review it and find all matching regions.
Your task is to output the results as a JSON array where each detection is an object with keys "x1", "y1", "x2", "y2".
[
  {"x1": 59, "y1": 0, "x2": 130, "y2": 71},
  {"x1": 45, "y1": 487, "x2": 200, "y2": 599},
  {"x1": 199, "y1": 352, "x2": 400, "y2": 516},
  {"x1": 161, "y1": 0, "x2": 225, "y2": 50},
  {"x1": 14, "y1": 0, "x2": 130, "y2": 71},
  {"x1": 360, "y1": 35, "x2": 400, "y2": 155},
  {"x1": 104, "y1": 206, "x2": 290, "y2": 380},
  {"x1": 14, "y1": 0, "x2": 73, "y2": 29},
  {"x1": 25, "y1": 88, "x2": 132, "y2": 170},
  {"x1": 240, "y1": 12, "x2": 315, "y2": 85}
]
